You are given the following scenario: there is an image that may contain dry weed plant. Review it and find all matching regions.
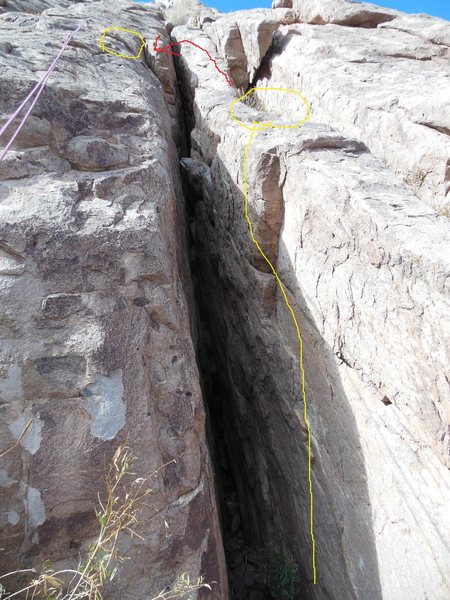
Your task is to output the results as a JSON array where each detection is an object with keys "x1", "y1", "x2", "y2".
[
  {"x1": 0, "y1": 446, "x2": 212, "y2": 600},
  {"x1": 165, "y1": 0, "x2": 198, "y2": 26},
  {"x1": 240, "y1": 91, "x2": 267, "y2": 113}
]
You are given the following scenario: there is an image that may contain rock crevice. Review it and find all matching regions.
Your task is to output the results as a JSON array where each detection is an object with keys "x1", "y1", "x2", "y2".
[
  {"x1": 168, "y1": 4, "x2": 450, "y2": 599},
  {"x1": 1, "y1": 2, "x2": 450, "y2": 600}
]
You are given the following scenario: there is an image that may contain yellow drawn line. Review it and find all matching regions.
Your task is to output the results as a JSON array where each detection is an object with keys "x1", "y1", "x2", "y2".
[
  {"x1": 230, "y1": 87, "x2": 316, "y2": 584},
  {"x1": 99, "y1": 26, "x2": 146, "y2": 60}
]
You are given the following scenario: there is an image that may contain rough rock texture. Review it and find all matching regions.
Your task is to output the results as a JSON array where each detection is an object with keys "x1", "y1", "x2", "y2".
[
  {"x1": 0, "y1": 1, "x2": 228, "y2": 598},
  {"x1": 170, "y1": 2, "x2": 450, "y2": 598},
  {"x1": 155, "y1": 0, "x2": 219, "y2": 30},
  {"x1": 290, "y1": 0, "x2": 398, "y2": 27},
  {"x1": 1, "y1": 0, "x2": 450, "y2": 599},
  {"x1": 203, "y1": 9, "x2": 298, "y2": 90},
  {"x1": 256, "y1": 20, "x2": 450, "y2": 212},
  {"x1": 203, "y1": 7, "x2": 450, "y2": 212}
]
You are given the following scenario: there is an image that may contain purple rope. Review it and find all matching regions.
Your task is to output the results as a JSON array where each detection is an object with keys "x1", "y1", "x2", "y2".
[{"x1": 0, "y1": 18, "x2": 88, "y2": 162}]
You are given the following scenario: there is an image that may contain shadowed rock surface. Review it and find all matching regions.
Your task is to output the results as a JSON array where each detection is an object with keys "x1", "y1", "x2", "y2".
[{"x1": 0, "y1": 0, "x2": 449, "y2": 599}]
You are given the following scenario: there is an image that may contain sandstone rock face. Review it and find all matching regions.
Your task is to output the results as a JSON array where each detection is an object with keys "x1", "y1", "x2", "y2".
[
  {"x1": 257, "y1": 20, "x2": 450, "y2": 212},
  {"x1": 290, "y1": 0, "x2": 398, "y2": 27},
  {"x1": 155, "y1": 0, "x2": 219, "y2": 29},
  {"x1": 0, "y1": 1, "x2": 227, "y2": 598},
  {"x1": 171, "y1": 2, "x2": 450, "y2": 598},
  {"x1": 200, "y1": 7, "x2": 450, "y2": 212},
  {"x1": 203, "y1": 9, "x2": 297, "y2": 91},
  {"x1": 1, "y1": 0, "x2": 450, "y2": 599}
]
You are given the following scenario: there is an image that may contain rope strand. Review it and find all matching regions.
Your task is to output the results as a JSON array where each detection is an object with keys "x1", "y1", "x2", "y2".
[{"x1": 0, "y1": 18, "x2": 88, "y2": 161}]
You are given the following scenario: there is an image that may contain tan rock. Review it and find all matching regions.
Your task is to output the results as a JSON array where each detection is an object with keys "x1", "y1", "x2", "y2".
[
  {"x1": 272, "y1": 0, "x2": 293, "y2": 8},
  {"x1": 174, "y1": 8, "x2": 450, "y2": 598},
  {"x1": 291, "y1": 0, "x2": 398, "y2": 27},
  {"x1": 202, "y1": 4, "x2": 450, "y2": 211},
  {"x1": 255, "y1": 19, "x2": 450, "y2": 211},
  {"x1": 1, "y1": 0, "x2": 449, "y2": 598},
  {"x1": 0, "y1": 1, "x2": 227, "y2": 598},
  {"x1": 204, "y1": 9, "x2": 298, "y2": 89}
]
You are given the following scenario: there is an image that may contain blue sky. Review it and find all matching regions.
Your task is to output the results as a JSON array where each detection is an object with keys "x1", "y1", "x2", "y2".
[
  {"x1": 135, "y1": 0, "x2": 450, "y2": 21},
  {"x1": 368, "y1": 0, "x2": 449, "y2": 19},
  {"x1": 204, "y1": 0, "x2": 450, "y2": 20}
]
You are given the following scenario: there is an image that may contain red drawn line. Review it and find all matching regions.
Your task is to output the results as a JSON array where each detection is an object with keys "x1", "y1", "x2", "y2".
[{"x1": 153, "y1": 34, "x2": 233, "y2": 88}]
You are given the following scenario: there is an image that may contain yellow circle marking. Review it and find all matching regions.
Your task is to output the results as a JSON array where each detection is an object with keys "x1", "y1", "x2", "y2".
[
  {"x1": 229, "y1": 87, "x2": 316, "y2": 584},
  {"x1": 99, "y1": 26, "x2": 145, "y2": 60}
]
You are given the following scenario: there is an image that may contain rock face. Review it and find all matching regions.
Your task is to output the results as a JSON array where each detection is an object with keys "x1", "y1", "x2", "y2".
[
  {"x1": 170, "y1": 3, "x2": 450, "y2": 599},
  {"x1": 199, "y1": 6, "x2": 450, "y2": 213},
  {"x1": 1, "y1": 1, "x2": 450, "y2": 600},
  {"x1": 290, "y1": 0, "x2": 398, "y2": 27},
  {"x1": 0, "y1": 1, "x2": 228, "y2": 598},
  {"x1": 155, "y1": 0, "x2": 219, "y2": 29},
  {"x1": 257, "y1": 19, "x2": 450, "y2": 212}
]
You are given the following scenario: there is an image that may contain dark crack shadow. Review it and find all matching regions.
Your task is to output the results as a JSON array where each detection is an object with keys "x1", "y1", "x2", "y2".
[{"x1": 183, "y1": 147, "x2": 383, "y2": 600}]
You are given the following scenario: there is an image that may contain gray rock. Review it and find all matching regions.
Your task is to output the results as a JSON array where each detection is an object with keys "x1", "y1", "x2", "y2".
[
  {"x1": 1, "y1": 0, "x2": 449, "y2": 599},
  {"x1": 173, "y1": 2, "x2": 450, "y2": 597},
  {"x1": 0, "y1": 1, "x2": 228, "y2": 598}
]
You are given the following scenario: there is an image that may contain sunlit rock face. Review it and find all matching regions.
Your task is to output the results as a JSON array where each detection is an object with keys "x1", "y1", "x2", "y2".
[
  {"x1": 1, "y1": 0, "x2": 449, "y2": 599},
  {"x1": 171, "y1": 2, "x2": 450, "y2": 598},
  {"x1": 0, "y1": 1, "x2": 227, "y2": 598}
]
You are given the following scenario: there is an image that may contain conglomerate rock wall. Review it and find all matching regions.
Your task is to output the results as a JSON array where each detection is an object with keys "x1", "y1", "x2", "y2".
[{"x1": 0, "y1": 1, "x2": 228, "y2": 598}]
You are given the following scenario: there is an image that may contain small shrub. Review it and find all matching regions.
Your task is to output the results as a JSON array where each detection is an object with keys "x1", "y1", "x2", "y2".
[
  {"x1": 264, "y1": 544, "x2": 300, "y2": 600},
  {"x1": 241, "y1": 89, "x2": 267, "y2": 113},
  {"x1": 153, "y1": 573, "x2": 212, "y2": 599},
  {"x1": 0, "y1": 446, "x2": 212, "y2": 600}
]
